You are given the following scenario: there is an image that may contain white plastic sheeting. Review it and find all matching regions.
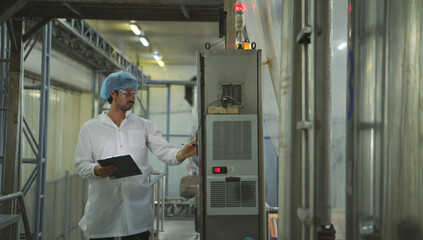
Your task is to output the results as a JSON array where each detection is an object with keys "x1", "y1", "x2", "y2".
[
  {"x1": 243, "y1": 0, "x2": 282, "y2": 153},
  {"x1": 22, "y1": 81, "x2": 93, "y2": 182}
]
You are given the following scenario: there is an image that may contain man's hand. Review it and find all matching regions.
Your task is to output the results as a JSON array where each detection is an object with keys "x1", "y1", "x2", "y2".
[
  {"x1": 176, "y1": 139, "x2": 198, "y2": 162},
  {"x1": 94, "y1": 165, "x2": 117, "y2": 178}
]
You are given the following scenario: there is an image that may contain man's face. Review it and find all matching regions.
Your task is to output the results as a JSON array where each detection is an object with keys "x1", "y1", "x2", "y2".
[{"x1": 111, "y1": 88, "x2": 137, "y2": 111}]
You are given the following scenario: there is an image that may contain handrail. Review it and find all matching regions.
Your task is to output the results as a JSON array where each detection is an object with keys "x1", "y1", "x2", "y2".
[
  {"x1": 149, "y1": 171, "x2": 166, "y2": 240},
  {"x1": 0, "y1": 192, "x2": 23, "y2": 202},
  {"x1": 0, "y1": 191, "x2": 32, "y2": 240},
  {"x1": 149, "y1": 171, "x2": 165, "y2": 187}
]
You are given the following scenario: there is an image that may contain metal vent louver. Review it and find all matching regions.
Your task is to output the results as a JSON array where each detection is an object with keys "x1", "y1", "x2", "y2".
[
  {"x1": 210, "y1": 181, "x2": 256, "y2": 208},
  {"x1": 213, "y1": 121, "x2": 252, "y2": 160},
  {"x1": 220, "y1": 84, "x2": 242, "y2": 105}
]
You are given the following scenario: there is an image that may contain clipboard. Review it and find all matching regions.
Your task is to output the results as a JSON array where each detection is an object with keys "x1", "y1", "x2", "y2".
[{"x1": 97, "y1": 155, "x2": 142, "y2": 179}]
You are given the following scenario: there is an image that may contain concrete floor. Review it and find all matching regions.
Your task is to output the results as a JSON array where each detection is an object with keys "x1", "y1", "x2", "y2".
[{"x1": 155, "y1": 219, "x2": 198, "y2": 240}]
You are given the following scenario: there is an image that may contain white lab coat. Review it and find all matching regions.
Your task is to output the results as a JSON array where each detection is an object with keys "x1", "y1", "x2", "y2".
[{"x1": 75, "y1": 112, "x2": 181, "y2": 238}]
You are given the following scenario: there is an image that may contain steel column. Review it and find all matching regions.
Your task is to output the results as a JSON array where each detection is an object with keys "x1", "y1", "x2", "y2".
[
  {"x1": 165, "y1": 84, "x2": 170, "y2": 196},
  {"x1": 0, "y1": 23, "x2": 10, "y2": 195},
  {"x1": 33, "y1": 21, "x2": 51, "y2": 240},
  {"x1": 1, "y1": 19, "x2": 24, "y2": 240},
  {"x1": 279, "y1": 0, "x2": 303, "y2": 239}
]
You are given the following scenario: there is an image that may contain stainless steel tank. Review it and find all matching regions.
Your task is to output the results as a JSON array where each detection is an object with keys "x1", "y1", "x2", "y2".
[{"x1": 347, "y1": 1, "x2": 423, "y2": 239}]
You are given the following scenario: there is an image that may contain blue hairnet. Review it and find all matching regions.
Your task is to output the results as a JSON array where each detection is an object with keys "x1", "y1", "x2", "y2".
[{"x1": 100, "y1": 71, "x2": 138, "y2": 100}]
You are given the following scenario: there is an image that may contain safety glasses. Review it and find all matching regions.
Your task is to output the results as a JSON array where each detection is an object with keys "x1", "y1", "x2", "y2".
[{"x1": 117, "y1": 90, "x2": 138, "y2": 98}]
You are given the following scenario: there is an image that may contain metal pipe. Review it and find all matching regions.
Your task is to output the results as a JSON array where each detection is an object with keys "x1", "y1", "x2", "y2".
[
  {"x1": 0, "y1": 191, "x2": 23, "y2": 202},
  {"x1": 34, "y1": 22, "x2": 51, "y2": 239},
  {"x1": 156, "y1": 179, "x2": 160, "y2": 239},
  {"x1": 279, "y1": 0, "x2": 303, "y2": 239},
  {"x1": 146, "y1": 86, "x2": 150, "y2": 119},
  {"x1": 63, "y1": 171, "x2": 70, "y2": 240},
  {"x1": 92, "y1": 71, "x2": 97, "y2": 118},
  {"x1": 165, "y1": 84, "x2": 170, "y2": 196},
  {"x1": 300, "y1": 1, "x2": 307, "y2": 239},
  {"x1": 146, "y1": 80, "x2": 196, "y2": 86},
  {"x1": 52, "y1": 181, "x2": 57, "y2": 240},
  {"x1": 161, "y1": 175, "x2": 165, "y2": 231},
  {"x1": 308, "y1": 0, "x2": 316, "y2": 238}
]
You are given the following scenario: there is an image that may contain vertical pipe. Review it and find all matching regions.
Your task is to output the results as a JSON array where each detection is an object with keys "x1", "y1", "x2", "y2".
[
  {"x1": 34, "y1": 21, "x2": 51, "y2": 240},
  {"x1": 0, "y1": 23, "x2": 8, "y2": 195},
  {"x1": 308, "y1": 0, "x2": 316, "y2": 238},
  {"x1": 92, "y1": 71, "x2": 97, "y2": 118},
  {"x1": 63, "y1": 171, "x2": 70, "y2": 240},
  {"x1": 1, "y1": 19, "x2": 24, "y2": 240},
  {"x1": 279, "y1": 0, "x2": 303, "y2": 239},
  {"x1": 156, "y1": 180, "x2": 160, "y2": 239},
  {"x1": 161, "y1": 176, "x2": 165, "y2": 231},
  {"x1": 165, "y1": 84, "x2": 170, "y2": 196},
  {"x1": 300, "y1": 0, "x2": 308, "y2": 239},
  {"x1": 150, "y1": 184, "x2": 157, "y2": 236},
  {"x1": 52, "y1": 181, "x2": 57, "y2": 240},
  {"x1": 314, "y1": 0, "x2": 332, "y2": 228},
  {"x1": 146, "y1": 86, "x2": 150, "y2": 119},
  {"x1": 97, "y1": 72, "x2": 103, "y2": 115}
]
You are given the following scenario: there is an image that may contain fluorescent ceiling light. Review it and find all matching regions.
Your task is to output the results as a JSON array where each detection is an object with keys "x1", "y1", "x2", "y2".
[
  {"x1": 139, "y1": 36, "x2": 149, "y2": 47},
  {"x1": 157, "y1": 60, "x2": 165, "y2": 67},
  {"x1": 130, "y1": 24, "x2": 141, "y2": 36},
  {"x1": 153, "y1": 54, "x2": 161, "y2": 61},
  {"x1": 337, "y1": 42, "x2": 347, "y2": 50}
]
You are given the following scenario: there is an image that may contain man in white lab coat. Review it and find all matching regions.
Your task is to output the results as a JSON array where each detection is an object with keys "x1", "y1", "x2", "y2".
[{"x1": 75, "y1": 71, "x2": 197, "y2": 240}]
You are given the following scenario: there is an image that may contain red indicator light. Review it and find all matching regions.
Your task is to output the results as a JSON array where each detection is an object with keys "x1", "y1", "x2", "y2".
[
  {"x1": 212, "y1": 166, "x2": 227, "y2": 174},
  {"x1": 349, "y1": 5, "x2": 352, "y2": 12},
  {"x1": 235, "y1": 4, "x2": 244, "y2": 12}
]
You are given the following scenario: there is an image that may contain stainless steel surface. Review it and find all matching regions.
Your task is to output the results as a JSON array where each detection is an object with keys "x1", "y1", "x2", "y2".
[
  {"x1": 347, "y1": 0, "x2": 423, "y2": 239},
  {"x1": 199, "y1": 50, "x2": 263, "y2": 239},
  {"x1": 279, "y1": 0, "x2": 303, "y2": 239},
  {"x1": 313, "y1": 0, "x2": 332, "y2": 227}
]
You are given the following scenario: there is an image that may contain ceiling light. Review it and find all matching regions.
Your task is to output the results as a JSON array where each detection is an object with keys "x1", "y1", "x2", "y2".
[
  {"x1": 130, "y1": 23, "x2": 142, "y2": 36},
  {"x1": 157, "y1": 60, "x2": 165, "y2": 67},
  {"x1": 139, "y1": 36, "x2": 149, "y2": 47},
  {"x1": 153, "y1": 54, "x2": 161, "y2": 61},
  {"x1": 337, "y1": 42, "x2": 347, "y2": 50}
]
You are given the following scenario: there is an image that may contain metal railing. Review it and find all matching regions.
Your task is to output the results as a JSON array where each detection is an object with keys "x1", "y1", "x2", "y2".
[
  {"x1": 0, "y1": 192, "x2": 32, "y2": 240},
  {"x1": 149, "y1": 171, "x2": 166, "y2": 240}
]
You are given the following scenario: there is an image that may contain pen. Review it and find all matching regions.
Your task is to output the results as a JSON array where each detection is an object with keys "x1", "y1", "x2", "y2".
[{"x1": 182, "y1": 140, "x2": 197, "y2": 145}]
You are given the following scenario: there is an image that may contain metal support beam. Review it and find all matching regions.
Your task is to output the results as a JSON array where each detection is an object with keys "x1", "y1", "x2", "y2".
[
  {"x1": 224, "y1": 0, "x2": 236, "y2": 49},
  {"x1": 146, "y1": 80, "x2": 196, "y2": 86},
  {"x1": 0, "y1": 0, "x2": 28, "y2": 26},
  {"x1": 1, "y1": 19, "x2": 24, "y2": 240},
  {"x1": 63, "y1": 3, "x2": 83, "y2": 17},
  {"x1": 23, "y1": 18, "x2": 52, "y2": 42},
  {"x1": 180, "y1": 5, "x2": 190, "y2": 19},
  {"x1": 56, "y1": 19, "x2": 147, "y2": 85},
  {"x1": 0, "y1": 23, "x2": 10, "y2": 197},
  {"x1": 33, "y1": 21, "x2": 52, "y2": 240},
  {"x1": 165, "y1": 84, "x2": 170, "y2": 196}
]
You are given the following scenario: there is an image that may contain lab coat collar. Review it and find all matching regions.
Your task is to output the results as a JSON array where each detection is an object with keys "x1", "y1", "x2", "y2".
[{"x1": 100, "y1": 111, "x2": 132, "y2": 128}]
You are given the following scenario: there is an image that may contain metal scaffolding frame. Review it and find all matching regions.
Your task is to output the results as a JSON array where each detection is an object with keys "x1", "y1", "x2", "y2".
[
  {"x1": 0, "y1": 17, "x2": 148, "y2": 240},
  {"x1": 0, "y1": 1, "x2": 206, "y2": 239}
]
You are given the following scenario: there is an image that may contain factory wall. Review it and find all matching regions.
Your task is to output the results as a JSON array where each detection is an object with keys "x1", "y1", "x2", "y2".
[{"x1": 21, "y1": 43, "x2": 94, "y2": 183}]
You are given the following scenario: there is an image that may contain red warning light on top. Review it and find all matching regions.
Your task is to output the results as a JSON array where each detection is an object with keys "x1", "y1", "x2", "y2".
[{"x1": 235, "y1": 3, "x2": 244, "y2": 11}]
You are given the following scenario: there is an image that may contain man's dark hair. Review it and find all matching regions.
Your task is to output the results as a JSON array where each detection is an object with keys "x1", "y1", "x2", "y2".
[{"x1": 107, "y1": 90, "x2": 118, "y2": 104}]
